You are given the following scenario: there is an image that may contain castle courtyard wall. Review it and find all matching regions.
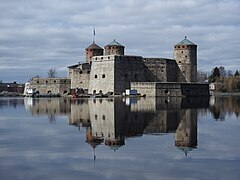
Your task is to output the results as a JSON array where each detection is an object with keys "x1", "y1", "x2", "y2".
[
  {"x1": 68, "y1": 63, "x2": 90, "y2": 91},
  {"x1": 131, "y1": 82, "x2": 210, "y2": 97},
  {"x1": 29, "y1": 78, "x2": 71, "y2": 94}
]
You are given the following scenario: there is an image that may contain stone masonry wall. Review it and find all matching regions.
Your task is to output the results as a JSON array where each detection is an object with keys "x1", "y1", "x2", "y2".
[
  {"x1": 174, "y1": 45, "x2": 197, "y2": 82},
  {"x1": 114, "y1": 56, "x2": 145, "y2": 94},
  {"x1": 131, "y1": 82, "x2": 209, "y2": 97},
  {"x1": 30, "y1": 78, "x2": 71, "y2": 94},
  {"x1": 68, "y1": 63, "x2": 90, "y2": 91},
  {"x1": 89, "y1": 55, "x2": 115, "y2": 94}
]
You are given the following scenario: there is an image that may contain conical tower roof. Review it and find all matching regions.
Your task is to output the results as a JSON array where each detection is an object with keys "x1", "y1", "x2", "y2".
[
  {"x1": 106, "y1": 39, "x2": 124, "y2": 47},
  {"x1": 86, "y1": 42, "x2": 103, "y2": 50},
  {"x1": 175, "y1": 37, "x2": 196, "y2": 46}
]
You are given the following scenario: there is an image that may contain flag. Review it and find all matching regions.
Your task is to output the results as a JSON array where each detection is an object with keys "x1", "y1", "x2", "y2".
[{"x1": 93, "y1": 28, "x2": 95, "y2": 36}]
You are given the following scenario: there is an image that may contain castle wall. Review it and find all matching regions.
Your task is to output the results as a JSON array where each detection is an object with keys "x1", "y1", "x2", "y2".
[
  {"x1": 89, "y1": 55, "x2": 115, "y2": 94},
  {"x1": 30, "y1": 78, "x2": 71, "y2": 94},
  {"x1": 131, "y1": 82, "x2": 210, "y2": 97},
  {"x1": 68, "y1": 63, "x2": 90, "y2": 91},
  {"x1": 114, "y1": 56, "x2": 145, "y2": 94},
  {"x1": 143, "y1": 58, "x2": 168, "y2": 82},
  {"x1": 89, "y1": 55, "x2": 145, "y2": 95}
]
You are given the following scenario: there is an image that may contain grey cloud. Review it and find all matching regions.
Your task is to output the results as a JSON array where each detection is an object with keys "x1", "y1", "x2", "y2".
[{"x1": 0, "y1": 0, "x2": 239, "y2": 82}]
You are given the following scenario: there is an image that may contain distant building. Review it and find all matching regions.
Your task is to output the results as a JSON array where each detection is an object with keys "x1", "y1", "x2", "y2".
[{"x1": 0, "y1": 82, "x2": 24, "y2": 94}]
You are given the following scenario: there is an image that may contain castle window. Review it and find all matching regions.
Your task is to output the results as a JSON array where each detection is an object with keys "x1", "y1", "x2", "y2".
[
  {"x1": 102, "y1": 74, "x2": 105, "y2": 78},
  {"x1": 37, "y1": 81, "x2": 39, "y2": 84},
  {"x1": 178, "y1": 46, "x2": 180, "y2": 48},
  {"x1": 185, "y1": 55, "x2": 187, "y2": 58},
  {"x1": 46, "y1": 81, "x2": 48, "y2": 84},
  {"x1": 87, "y1": 71, "x2": 90, "y2": 74},
  {"x1": 182, "y1": 46, "x2": 185, "y2": 48},
  {"x1": 54, "y1": 80, "x2": 56, "y2": 83},
  {"x1": 101, "y1": 57, "x2": 103, "y2": 59},
  {"x1": 95, "y1": 114, "x2": 97, "y2": 120},
  {"x1": 135, "y1": 74, "x2": 138, "y2": 78},
  {"x1": 181, "y1": 51, "x2": 183, "y2": 53},
  {"x1": 179, "y1": 61, "x2": 181, "y2": 63},
  {"x1": 165, "y1": 90, "x2": 170, "y2": 95},
  {"x1": 64, "y1": 80, "x2": 66, "y2": 83},
  {"x1": 95, "y1": 57, "x2": 97, "y2": 60},
  {"x1": 79, "y1": 71, "x2": 83, "y2": 74},
  {"x1": 94, "y1": 75, "x2": 97, "y2": 78},
  {"x1": 108, "y1": 56, "x2": 110, "y2": 59},
  {"x1": 102, "y1": 115, "x2": 106, "y2": 120}
]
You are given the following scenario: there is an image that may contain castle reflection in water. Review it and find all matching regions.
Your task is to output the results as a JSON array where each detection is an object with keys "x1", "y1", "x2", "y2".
[{"x1": 24, "y1": 97, "x2": 212, "y2": 155}]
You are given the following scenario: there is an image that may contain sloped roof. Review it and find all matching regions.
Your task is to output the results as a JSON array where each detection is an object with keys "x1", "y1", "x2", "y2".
[
  {"x1": 175, "y1": 37, "x2": 196, "y2": 45},
  {"x1": 106, "y1": 39, "x2": 124, "y2": 46},
  {"x1": 86, "y1": 42, "x2": 103, "y2": 50}
]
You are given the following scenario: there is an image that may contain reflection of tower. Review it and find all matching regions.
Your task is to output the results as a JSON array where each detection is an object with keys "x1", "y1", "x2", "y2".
[
  {"x1": 68, "y1": 99, "x2": 90, "y2": 127},
  {"x1": 88, "y1": 98, "x2": 126, "y2": 151},
  {"x1": 85, "y1": 127, "x2": 103, "y2": 162},
  {"x1": 174, "y1": 109, "x2": 197, "y2": 156}
]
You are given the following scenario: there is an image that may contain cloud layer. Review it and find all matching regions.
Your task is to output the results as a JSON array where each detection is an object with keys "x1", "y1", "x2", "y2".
[{"x1": 0, "y1": 0, "x2": 239, "y2": 82}]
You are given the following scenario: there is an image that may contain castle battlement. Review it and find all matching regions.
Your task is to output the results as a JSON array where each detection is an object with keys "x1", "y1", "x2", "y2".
[{"x1": 92, "y1": 55, "x2": 143, "y2": 62}]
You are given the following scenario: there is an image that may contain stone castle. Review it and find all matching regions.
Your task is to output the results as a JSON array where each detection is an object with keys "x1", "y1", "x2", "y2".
[
  {"x1": 67, "y1": 37, "x2": 208, "y2": 96},
  {"x1": 28, "y1": 36, "x2": 209, "y2": 97}
]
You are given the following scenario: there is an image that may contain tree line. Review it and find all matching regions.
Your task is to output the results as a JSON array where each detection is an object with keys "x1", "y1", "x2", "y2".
[{"x1": 198, "y1": 66, "x2": 240, "y2": 92}]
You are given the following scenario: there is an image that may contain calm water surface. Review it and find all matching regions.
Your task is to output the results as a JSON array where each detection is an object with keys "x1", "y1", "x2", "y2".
[{"x1": 0, "y1": 96, "x2": 240, "y2": 180}]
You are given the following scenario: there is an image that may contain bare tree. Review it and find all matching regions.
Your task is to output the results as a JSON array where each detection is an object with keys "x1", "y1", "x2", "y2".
[
  {"x1": 29, "y1": 75, "x2": 40, "y2": 81},
  {"x1": 48, "y1": 68, "x2": 57, "y2": 78}
]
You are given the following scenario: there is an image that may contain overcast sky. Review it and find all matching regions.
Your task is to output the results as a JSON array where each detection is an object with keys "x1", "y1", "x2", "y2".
[{"x1": 0, "y1": 0, "x2": 239, "y2": 83}]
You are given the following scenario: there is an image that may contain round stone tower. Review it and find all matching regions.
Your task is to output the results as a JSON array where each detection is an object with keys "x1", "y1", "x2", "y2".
[
  {"x1": 174, "y1": 37, "x2": 197, "y2": 82},
  {"x1": 85, "y1": 42, "x2": 104, "y2": 63},
  {"x1": 104, "y1": 39, "x2": 125, "y2": 55}
]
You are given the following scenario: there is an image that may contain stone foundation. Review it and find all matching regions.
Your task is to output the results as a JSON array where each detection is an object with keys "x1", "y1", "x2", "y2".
[{"x1": 131, "y1": 82, "x2": 210, "y2": 97}]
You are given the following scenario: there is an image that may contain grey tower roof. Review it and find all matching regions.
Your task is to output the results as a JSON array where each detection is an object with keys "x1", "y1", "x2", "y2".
[
  {"x1": 106, "y1": 39, "x2": 124, "y2": 47},
  {"x1": 176, "y1": 37, "x2": 196, "y2": 46},
  {"x1": 86, "y1": 42, "x2": 103, "y2": 50}
]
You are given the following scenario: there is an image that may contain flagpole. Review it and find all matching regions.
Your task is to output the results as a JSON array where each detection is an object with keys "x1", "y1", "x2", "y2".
[{"x1": 93, "y1": 27, "x2": 95, "y2": 43}]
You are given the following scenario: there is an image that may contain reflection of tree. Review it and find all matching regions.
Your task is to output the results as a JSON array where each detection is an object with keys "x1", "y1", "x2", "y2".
[
  {"x1": 48, "y1": 114, "x2": 56, "y2": 123},
  {"x1": 211, "y1": 106, "x2": 221, "y2": 120},
  {"x1": 209, "y1": 96, "x2": 240, "y2": 121}
]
